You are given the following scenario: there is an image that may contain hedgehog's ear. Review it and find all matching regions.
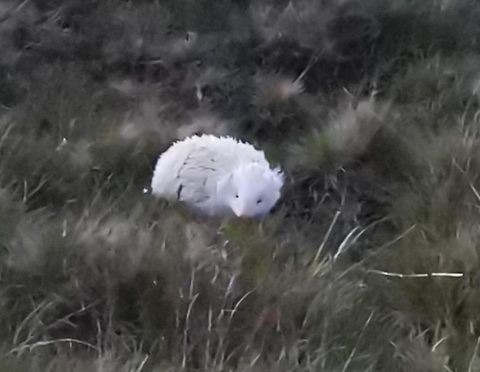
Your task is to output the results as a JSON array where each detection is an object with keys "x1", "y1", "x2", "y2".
[{"x1": 271, "y1": 167, "x2": 284, "y2": 189}]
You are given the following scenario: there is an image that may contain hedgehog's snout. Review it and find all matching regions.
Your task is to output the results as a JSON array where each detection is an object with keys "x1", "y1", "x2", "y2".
[{"x1": 231, "y1": 203, "x2": 245, "y2": 217}]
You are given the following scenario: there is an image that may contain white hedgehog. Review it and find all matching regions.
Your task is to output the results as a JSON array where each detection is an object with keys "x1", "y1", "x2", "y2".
[{"x1": 151, "y1": 135, "x2": 284, "y2": 218}]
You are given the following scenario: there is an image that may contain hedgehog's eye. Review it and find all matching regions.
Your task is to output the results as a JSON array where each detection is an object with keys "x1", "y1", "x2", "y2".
[
  {"x1": 235, "y1": 194, "x2": 239, "y2": 198},
  {"x1": 256, "y1": 198, "x2": 263, "y2": 204}
]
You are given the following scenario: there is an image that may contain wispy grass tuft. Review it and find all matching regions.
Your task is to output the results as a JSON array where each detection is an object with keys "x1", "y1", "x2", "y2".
[{"x1": 3, "y1": 0, "x2": 480, "y2": 371}]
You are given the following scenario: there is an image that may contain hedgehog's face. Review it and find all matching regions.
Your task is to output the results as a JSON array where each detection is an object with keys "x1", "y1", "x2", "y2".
[{"x1": 217, "y1": 163, "x2": 284, "y2": 218}]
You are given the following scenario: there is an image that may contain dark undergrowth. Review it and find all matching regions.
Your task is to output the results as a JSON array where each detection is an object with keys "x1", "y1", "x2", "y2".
[{"x1": 1, "y1": 0, "x2": 480, "y2": 371}]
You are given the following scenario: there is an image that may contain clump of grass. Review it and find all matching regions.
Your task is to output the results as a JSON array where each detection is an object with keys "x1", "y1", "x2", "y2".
[{"x1": 4, "y1": 0, "x2": 480, "y2": 371}]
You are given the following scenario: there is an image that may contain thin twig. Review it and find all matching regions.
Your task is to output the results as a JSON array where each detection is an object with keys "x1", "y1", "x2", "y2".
[
  {"x1": 336, "y1": 224, "x2": 417, "y2": 282},
  {"x1": 367, "y1": 269, "x2": 464, "y2": 278}
]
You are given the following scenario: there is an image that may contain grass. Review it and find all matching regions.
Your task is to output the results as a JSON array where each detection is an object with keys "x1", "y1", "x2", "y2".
[{"x1": 1, "y1": 0, "x2": 480, "y2": 370}]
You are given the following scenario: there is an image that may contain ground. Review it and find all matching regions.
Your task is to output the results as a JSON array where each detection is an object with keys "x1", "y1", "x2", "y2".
[{"x1": 1, "y1": 0, "x2": 480, "y2": 371}]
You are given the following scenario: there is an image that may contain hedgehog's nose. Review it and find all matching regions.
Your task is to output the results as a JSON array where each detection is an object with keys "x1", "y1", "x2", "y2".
[
  {"x1": 234, "y1": 212, "x2": 250, "y2": 222},
  {"x1": 233, "y1": 210, "x2": 244, "y2": 217},
  {"x1": 232, "y1": 205, "x2": 245, "y2": 217}
]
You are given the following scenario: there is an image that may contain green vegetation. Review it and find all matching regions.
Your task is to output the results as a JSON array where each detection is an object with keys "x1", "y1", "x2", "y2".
[{"x1": 1, "y1": 0, "x2": 480, "y2": 370}]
